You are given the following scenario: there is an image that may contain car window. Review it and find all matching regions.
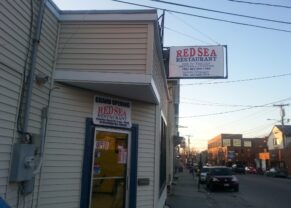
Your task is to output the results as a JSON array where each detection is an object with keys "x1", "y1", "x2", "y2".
[
  {"x1": 210, "y1": 168, "x2": 232, "y2": 176},
  {"x1": 201, "y1": 168, "x2": 209, "y2": 172}
]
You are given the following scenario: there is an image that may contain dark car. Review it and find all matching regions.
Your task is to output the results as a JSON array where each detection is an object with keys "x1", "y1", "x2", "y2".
[
  {"x1": 199, "y1": 166, "x2": 210, "y2": 183},
  {"x1": 206, "y1": 166, "x2": 239, "y2": 192},
  {"x1": 232, "y1": 164, "x2": 246, "y2": 174},
  {"x1": 265, "y1": 167, "x2": 288, "y2": 178}
]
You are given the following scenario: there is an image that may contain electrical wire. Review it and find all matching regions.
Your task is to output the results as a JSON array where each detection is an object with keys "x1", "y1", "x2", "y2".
[
  {"x1": 227, "y1": 0, "x2": 291, "y2": 9},
  {"x1": 179, "y1": 96, "x2": 291, "y2": 118},
  {"x1": 164, "y1": 26, "x2": 211, "y2": 44},
  {"x1": 17, "y1": 0, "x2": 34, "y2": 133},
  {"x1": 211, "y1": 107, "x2": 277, "y2": 130},
  {"x1": 112, "y1": 0, "x2": 291, "y2": 33},
  {"x1": 180, "y1": 73, "x2": 291, "y2": 86},
  {"x1": 181, "y1": 100, "x2": 276, "y2": 108},
  {"x1": 167, "y1": 12, "x2": 221, "y2": 45},
  {"x1": 180, "y1": 106, "x2": 255, "y2": 118},
  {"x1": 150, "y1": 0, "x2": 291, "y2": 25},
  {"x1": 241, "y1": 121, "x2": 276, "y2": 135}
]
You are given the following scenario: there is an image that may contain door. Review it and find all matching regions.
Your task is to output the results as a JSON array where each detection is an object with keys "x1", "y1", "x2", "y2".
[{"x1": 90, "y1": 128, "x2": 130, "y2": 208}]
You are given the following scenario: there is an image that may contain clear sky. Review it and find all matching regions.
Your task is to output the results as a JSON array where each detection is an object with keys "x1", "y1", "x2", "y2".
[{"x1": 53, "y1": 0, "x2": 291, "y2": 151}]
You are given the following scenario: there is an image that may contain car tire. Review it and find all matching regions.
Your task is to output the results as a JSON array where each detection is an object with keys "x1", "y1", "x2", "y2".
[
  {"x1": 209, "y1": 183, "x2": 215, "y2": 192},
  {"x1": 234, "y1": 186, "x2": 239, "y2": 192}
]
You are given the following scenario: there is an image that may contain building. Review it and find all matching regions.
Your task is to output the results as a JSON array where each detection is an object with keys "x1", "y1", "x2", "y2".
[
  {"x1": 208, "y1": 134, "x2": 243, "y2": 165},
  {"x1": 0, "y1": 1, "x2": 179, "y2": 207},
  {"x1": 244, "y1": 137, "x2": 268, "y2": 170},
  {"x1": 267, "y1": 125, "x2": 291, "y2": 174},
  {"x1": 207, "y1": 134, "x2": 267, "y2": 167}
]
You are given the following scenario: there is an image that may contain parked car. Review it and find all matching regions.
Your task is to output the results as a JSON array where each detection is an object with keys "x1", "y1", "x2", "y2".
[
  {"x1": 265, "y1": 167, "x2": 288, "y2": 178},
  {"x1": 232, "y1": 164, "x2": 246, "y2": 174},
  {"x1": 245, "y1": 166, "x2": 257, "y2": 174},
  {"x1": 199, "y1": 166, "x2": 210, "y2": 183},
  {"x1": 206, "y1": 166, "x2": 239, "y2": 192}
]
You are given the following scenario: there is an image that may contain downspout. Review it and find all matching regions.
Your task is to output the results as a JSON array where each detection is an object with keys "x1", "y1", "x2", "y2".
[{"x1": 21, "y1": 0, "x2": 47, "y2": 137}]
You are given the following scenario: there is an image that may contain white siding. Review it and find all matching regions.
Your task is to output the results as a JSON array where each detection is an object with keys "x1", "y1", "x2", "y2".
[
  {"x1": 39, "y1": 84, "x2": 158, "y2": 208},
  {"x1": 38, "y1": 84, "x2": 93, "y2": 208},
  {"x1": 132, "y1": 102, "x2": 156, "y2": 208},
  {"x1": 0, "y1": 64, "x2": 21, "y2": 202},
  {"x1": 0, "y1": 1, "x2": 59, "y2": 207},
  {"x1": 0, "y1": 0, "x2": 36, "y2": 205},
  {"x1": 152, "y1": 27, "x2": 168, "y2": 118},
  {"x1": 56, "y1": 22, "x2": 148, "y2": 73}
]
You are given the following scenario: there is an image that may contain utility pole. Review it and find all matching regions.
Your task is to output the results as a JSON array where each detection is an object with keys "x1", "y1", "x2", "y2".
[{"x1": 274, "y1": 104, "x2": 289, "y2": 172}]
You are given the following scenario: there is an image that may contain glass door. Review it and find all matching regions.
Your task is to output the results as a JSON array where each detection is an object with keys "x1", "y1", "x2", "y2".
[{"x1": 91, "y1": 129, "x2": 130, "y2": 208}]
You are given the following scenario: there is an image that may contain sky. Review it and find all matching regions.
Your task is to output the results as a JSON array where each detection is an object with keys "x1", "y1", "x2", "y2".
[{"x1": 53, "y1": 0, "x2": 291, "y2": 151}]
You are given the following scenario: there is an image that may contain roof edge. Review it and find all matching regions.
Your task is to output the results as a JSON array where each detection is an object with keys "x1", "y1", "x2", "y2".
[{"x1": 46, "y1": 1, "x2": 158, "y2": 22}]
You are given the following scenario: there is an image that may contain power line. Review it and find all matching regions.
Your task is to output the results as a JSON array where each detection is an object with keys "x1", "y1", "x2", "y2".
[
  {"x1": 227, "y1": 0, "x2": 291, "y2": 9},
  {"x1": 211, "y1": 107, "x2": 277, "y2": 131},
  {"x1": 164, "y1": 27, "x2": 211, "y2": 44},
  {"x1": 179, "y1": 106, "x2": 256, "y2": 118},
  {"x1": 112, "y1": 0, "x2": 291, "y2": 33},
  {"x1": 167, "y1": 12, "x2": 220, "y2": 45},
  {"x1": 150, "y1": 0, "x2": 291, "y2": 25},
  {"x1": 180, "y1": 73, "x2": 291, "y2": 86},
  {"x1": 181, "y1": 100, "x2": 276, "y2": 108},
  {"x1": 179, "y1": 97, "x2": 291, "y2": 118},
  {"x1": 241, "y1": 122, "x2": 276, "y2": 135}
]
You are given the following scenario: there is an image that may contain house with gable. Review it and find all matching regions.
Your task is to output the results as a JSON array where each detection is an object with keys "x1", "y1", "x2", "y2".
[{"x1": 267, "y1": 125, "x2": 291, "y2": 175}]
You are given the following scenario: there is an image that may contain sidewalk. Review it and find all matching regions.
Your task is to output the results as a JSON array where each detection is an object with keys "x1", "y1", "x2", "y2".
[{"x1": 166, "y1": 169, "x2": 211, "y2": 208}]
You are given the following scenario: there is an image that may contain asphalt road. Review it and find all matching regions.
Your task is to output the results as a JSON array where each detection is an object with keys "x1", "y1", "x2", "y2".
[{"x1": 205, "y1": 174, "x2": 291, "y2": 208}]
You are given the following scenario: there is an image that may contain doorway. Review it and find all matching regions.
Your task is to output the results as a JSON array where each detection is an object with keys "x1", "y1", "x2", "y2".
[{"x1": 90, "y1": 128, "x2": 130, "y2": 208}]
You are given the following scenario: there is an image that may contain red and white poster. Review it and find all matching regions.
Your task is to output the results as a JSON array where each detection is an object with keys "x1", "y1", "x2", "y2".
[{"x1": 93, "y1": 96, "x2": 132, "y2": 128}]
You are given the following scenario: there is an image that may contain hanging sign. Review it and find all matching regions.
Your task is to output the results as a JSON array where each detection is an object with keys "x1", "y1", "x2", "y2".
[
  {"x1": 168, "y1": 45, "x2": 227, "y2": 79},
  {"x1": 93, "y1": 96, "x2": 132, "y2": 128}
]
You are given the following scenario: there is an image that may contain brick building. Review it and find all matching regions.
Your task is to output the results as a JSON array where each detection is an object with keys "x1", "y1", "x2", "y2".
[{"x1": 208, "y1": 134, "x2": 267, "y2": 167}]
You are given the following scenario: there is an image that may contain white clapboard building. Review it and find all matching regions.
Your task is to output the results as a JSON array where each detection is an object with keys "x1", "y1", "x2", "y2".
[{"x1": 0, "y1": 0, "x2": 180, "y2": 208}]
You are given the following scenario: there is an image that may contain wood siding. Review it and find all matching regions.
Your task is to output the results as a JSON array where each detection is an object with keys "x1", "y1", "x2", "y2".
[
  {"x1": 132, "y1": 102, "x2": 156, "y2": 208},
  {"x1": 0, "y1": 63, "x2": 22, "y2": 204},
  {"x1": 152, "y1": 33, "x2": 168, "y2": 118},
  {"x1": 38, "y1": 84, "x2": 93, "y2": 208},
  {"x1": 0, "y1": 1, "x2": 59, "y2": 207},
  {"x1": 41, "y1": 84, "x2": 157, "y2": 208},
  {"x1": 56, "y1": 22, "x2": 148, "y2": 73}
]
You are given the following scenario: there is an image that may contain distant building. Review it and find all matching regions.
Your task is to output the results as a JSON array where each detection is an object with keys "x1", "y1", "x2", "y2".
[
  {"x1": 207, "y1": 134, "x2": 267, "y2": 167},
  {"x1": 267, "y1": 125, "x2": 291, "y2": 174}
]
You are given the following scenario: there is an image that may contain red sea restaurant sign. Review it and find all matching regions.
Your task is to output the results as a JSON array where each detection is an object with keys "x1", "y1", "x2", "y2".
[
  {"x1": 93, "y1": 96, "x2": 132, "y2": 128},
  {"x1": 169, "y1": 45, "x2": 227, "y2": 79}
]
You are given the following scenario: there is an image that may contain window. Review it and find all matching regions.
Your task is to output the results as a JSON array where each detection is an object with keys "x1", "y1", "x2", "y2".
[{"x1": 159, "y1": 118, "x2": 167, "y2": 192}]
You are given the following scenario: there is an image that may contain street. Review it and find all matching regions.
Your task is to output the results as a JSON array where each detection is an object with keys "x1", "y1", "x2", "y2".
[
  {"x1": 167, "y1": 171, "x2": 291, "y2": 208},
  {"x1": 204, "y1": 174, "x2": 291, "y2": 208}
]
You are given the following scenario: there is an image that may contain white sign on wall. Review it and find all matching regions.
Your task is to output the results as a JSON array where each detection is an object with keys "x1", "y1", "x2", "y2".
[
  {"x1": 244, "y1": 141, "x2": 252, "y2": 147},
  {"x1": 233, "y1": 139, "x2": 241, "y2": 147},
  {"x1": 223, "y1": 139, "x2": 231, "y2": 147},
  {"x1": 169, "y1": 45, "x2": 227, "y2": 78},
  {"x1": 93, "y1": 96, "x2": 132, "y2": 128}
]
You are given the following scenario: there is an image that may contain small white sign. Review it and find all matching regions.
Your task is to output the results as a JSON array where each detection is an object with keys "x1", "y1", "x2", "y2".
[
  {"x1": 169, "y1": 45, "x2": 226, "y2": 78},
  {"x1": 244, "y1": 141, "x2": 252, "y2": 147},
  {"x1": 233, "y1": 139, "x2": 241, "y2": 147},
  {"x1": 223, "y1": 139, "x2": 231, "y2": 147},
  {"x1": 93, "y1": 96, "x2": 132, "y2": 128}
]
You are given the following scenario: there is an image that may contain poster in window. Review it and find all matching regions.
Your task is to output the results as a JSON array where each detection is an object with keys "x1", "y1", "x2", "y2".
[
  {"x1": 223, "y1": 139, "x2": 231, "y2": 147},
  {"x1": 233, "y1": 139, "x2": 241, "y2": 147},
  {"x1": 244, "y1": 141, "x2": 252, "y2": 147}
]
